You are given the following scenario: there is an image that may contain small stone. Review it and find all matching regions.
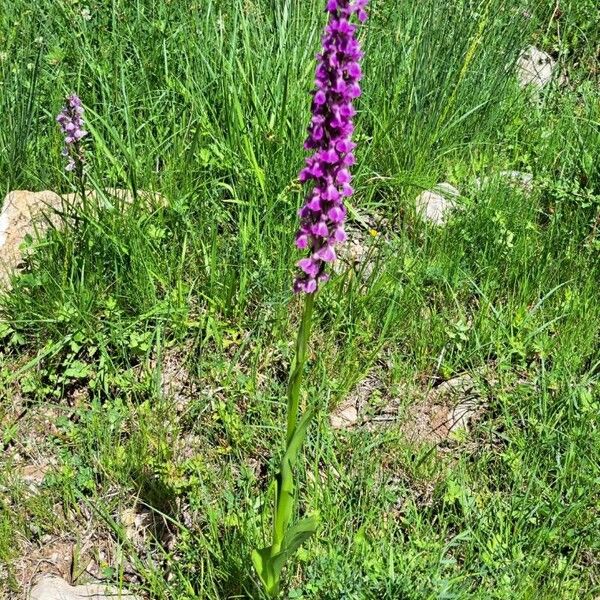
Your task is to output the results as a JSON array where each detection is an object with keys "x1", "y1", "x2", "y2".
[
  {"x1": 516, "y1": 46, "x2": 557, "y2": 89},
  {"x1": 120, "y1": 507, "x2": 155, "y2": 550},
  {"x1": 415, "y1": 183, "x2": 459, "y2": 225},
  {"x1": 330, "y1": 401, "x2": 358, "y2": 429},
  {"x1": 450, "y1": 398, "x2": 480, "y2": 432},
  {"x1": 429, "y1": 373, "x2": 475, "y2": 401},
  {"x1": 335, "y1": 237, "x2": 366, "y2": 271},
  {"x1": 500, "y1": 171, "x2": 533, "y2": 192},
  {"x1": 430, "y1": 373, "x2": 484, "y2": 435},
  {"x1": 330, "y1": 372, "x2": 385, "y2": 430},
  {"x1": 30, "y1": 575, "x2": 139, "y2": 600},
  {"x1": 20, "y1": 462, "x2": 52, "y2": 486}
]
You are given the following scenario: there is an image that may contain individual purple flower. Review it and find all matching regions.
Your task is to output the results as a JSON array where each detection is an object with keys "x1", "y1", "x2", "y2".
[
  {"x1": 294, "y1": 0, "x2": 368, "y2": 294},
  {"x1": 56, "y1": 94, "x2": 88, "y2": 173}
]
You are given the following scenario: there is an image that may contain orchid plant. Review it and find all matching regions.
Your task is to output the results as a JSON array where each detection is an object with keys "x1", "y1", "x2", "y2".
[
  {"x1": 56, "y1": 93, "x2": 88, "y2": 202},
  {"x1": 252, "y1": 1, "x2": 368, "y2": 596}
]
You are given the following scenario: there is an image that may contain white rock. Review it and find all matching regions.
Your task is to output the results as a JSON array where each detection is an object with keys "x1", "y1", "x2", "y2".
[
  {"x1": 415, "y1": 183, "x2": 459, "y2": 225},
  {"x1": 330, "y1": 401, "x2": 358, "y2": 429},
  {"x1": 516, "y1": 46, "x2": 556, "y2": 89},
  {"x1": 30, "y1": 576, "x2": 138, "y2": 600},
  {"x1": 0, "y1": 203, "x2": 10, "y2": 248}
]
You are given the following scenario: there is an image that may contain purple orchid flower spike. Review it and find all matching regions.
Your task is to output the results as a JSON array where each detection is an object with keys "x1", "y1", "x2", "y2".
[
  {"x1": 56, "y1": 93, "x2": 88, "y2": 173},
  {"x1": 294, "y1": 0, "x2": 368, "y2": 294},
  {"x1": 253, "y1": 2, "x2": 369, "y2": 598}
]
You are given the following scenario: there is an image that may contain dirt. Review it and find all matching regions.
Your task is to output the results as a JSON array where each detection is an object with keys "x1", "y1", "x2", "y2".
[
  {"x1": 0, "y1": 387, "x2": 135, "y2": 597},
  {"x1": 156, "y1": 344, "x2": 198, "y2": 413},
  {"x1": 331, "y1": 369, "x2": 488, "y2": 446},
  {"x1": 330, "y1": 371, "x2": 383, "y2": 429}
]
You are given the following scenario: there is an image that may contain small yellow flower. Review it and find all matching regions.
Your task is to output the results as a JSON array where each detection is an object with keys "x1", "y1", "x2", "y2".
[{"x1": 369, "y1": 228, "x2": 378, "y2": 237}]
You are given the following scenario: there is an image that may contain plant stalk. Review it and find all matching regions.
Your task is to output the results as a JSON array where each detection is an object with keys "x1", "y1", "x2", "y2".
[
  {"x1": 273, "y1": 292, "x2": 315, "y2": 556},
  {"x1": 76, "y1": 146, "x2": 87, "y2": 211},
  {"x1": 285, "y1": 292, "x2": 315, "y2": 447}
]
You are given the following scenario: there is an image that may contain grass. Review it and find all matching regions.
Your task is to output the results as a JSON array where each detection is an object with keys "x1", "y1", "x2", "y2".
[{"x1": 1, "y1": 0, "x2": 599, "y2": 598}]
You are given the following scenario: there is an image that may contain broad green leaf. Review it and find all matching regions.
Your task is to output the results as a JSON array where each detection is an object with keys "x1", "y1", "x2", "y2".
[
  {"x1": 252, "y1": 515, "x2": 318, "y2": 598},
  {"x1": 252, "y1": 546, "x2": 279, "y2": 598},
  {"x1": 274, "y1": 408, "x2": 316, "y2": 546},
  {"x1": 272, "y1": 515, "x2": 318, "y2": 574}
]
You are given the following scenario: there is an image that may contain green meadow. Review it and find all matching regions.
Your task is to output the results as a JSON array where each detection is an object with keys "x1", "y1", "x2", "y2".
[{"x1": 0, "y1": 1, "x2": 599, "y2": 598}]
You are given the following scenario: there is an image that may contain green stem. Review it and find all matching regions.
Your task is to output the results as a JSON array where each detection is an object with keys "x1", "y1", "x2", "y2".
[
  {"x1": 272, "y1": 292, "x2": 315, "y2": 554},
  {"x1": 252, "y1": 293, "x2": 316, "y2": 597},
  {"x1": 75, "y1": 147, "x2": 87, "y2": 211},
  {"x1": 285, "y1": 293, "x2": 315, "y2": 447}
]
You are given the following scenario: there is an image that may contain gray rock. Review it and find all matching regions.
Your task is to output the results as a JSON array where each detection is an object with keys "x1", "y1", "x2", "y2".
[
  {"x1": 334, "y1": 227, "x2": 382, "y2": 281},
  {"x1": 415, "y1": 183, "x2": 459, "y2": 225},
  {"x1": 450, "y1": 398, "x2": 480, "y2": 432},
  {"x1": 330, "y1": 373, "x2": 383, "y2": 430},
  {"x1": 30, "y1": 576, "x2": 138, "y2": 600},
  {"x1": 516, "y1": 46, "x2": 557, "y2": 89}
]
